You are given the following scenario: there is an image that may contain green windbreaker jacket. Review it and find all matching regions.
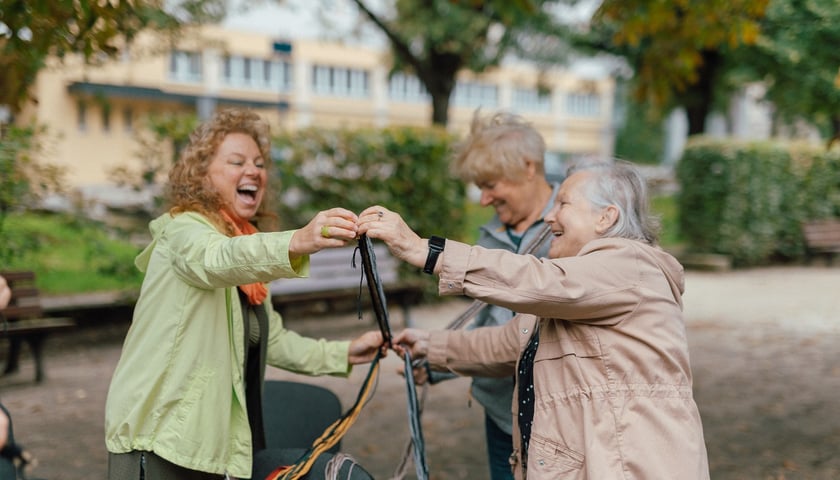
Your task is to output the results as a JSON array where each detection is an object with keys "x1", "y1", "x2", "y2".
[{"x1": 104, "y1": 212, "x2": 351, "y2": 478}]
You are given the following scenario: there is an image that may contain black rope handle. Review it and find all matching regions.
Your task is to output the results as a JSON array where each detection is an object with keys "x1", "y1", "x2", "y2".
[
  {"x1": 357, "y1": 234, "x2": 393, "y2": 348},
  {"x1": 356, "y1": 234, "x2": 429, "y2": 480}
]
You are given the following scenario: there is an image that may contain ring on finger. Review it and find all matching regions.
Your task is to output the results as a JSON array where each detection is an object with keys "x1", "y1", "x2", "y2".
[{"x1": 320, "y1": 225, "x2": 331, "y2": 238}]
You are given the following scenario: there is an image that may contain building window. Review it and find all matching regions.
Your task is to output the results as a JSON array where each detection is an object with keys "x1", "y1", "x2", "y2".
[
  {"x1": 243, "y1": 57, "x2": 252, "y2": 84},
  {"x1": 512, "y1": 87, "x2": 552, "y2": 113},
  {"x1": 77, "y1": 101, "x2": 87, "y2": 132},
  {"x1": 169, "y1": 50, "x2": 202, "y2": 82},
  {"x1": 222, "y1": 55, "x2": 291, "y2": 92},
  {"x1": 388, "y1": 73, "x2": 429, "y2": 103},
  {"x1": 453, "y1": 81, "x2": 498, "y2": 108},
  {"x1": 262, "y1": 60, "x2": 272, "y2": 85},
  {"x1": 312, "y1": 65, "x2": 369, "y2": 98},
  {"x1": 123, "y1": 107, "x2": 133, "y2": 132},
  {"x1": 566, "y1": 92, "x2": 601, "y2": 117}
]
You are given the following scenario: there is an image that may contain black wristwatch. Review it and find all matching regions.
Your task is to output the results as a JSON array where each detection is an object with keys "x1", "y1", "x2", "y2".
[{"x1": 423, "y1": 236, "x2": 446, "y2": 274}]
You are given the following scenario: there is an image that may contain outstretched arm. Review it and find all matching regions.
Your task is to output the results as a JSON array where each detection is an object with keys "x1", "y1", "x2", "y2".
[{"x1": 289, "y1": 207, "x2": 359, "y2": 259}]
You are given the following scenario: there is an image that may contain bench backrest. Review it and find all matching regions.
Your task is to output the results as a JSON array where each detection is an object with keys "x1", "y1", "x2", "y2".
[
  {"x1": 270, "y1": 244, "x2": 400, "y2": 296},
  {"x1": 802, "y1": 220, "x2": 840, "y2": 248},
  {"x1": 0, "y1": 270, "x2": 44, "y2": 320}
]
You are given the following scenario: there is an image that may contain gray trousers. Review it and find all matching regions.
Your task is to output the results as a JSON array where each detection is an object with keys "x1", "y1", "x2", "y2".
[{"x1": 108, "y1": 451, "x2": 230, "y2": 480}]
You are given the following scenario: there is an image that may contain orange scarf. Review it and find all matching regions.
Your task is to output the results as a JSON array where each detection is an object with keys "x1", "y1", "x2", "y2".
[{"x1": 220, "y1": 210, "x2": 268, "y2": 306}]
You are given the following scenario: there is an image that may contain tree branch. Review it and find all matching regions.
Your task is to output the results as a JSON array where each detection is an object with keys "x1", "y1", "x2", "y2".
[{"x1": 349, "y1": 0, "x2": 428, "y2": 77}]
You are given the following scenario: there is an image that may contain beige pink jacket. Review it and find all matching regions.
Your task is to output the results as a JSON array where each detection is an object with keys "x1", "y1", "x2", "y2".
[{"x1": 427, "y1": 238, "x2": 709, "y2": 480}]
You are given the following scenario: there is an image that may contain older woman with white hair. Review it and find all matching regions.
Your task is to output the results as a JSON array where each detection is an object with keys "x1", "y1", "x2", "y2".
[
  {"x1": 357, "y1": 160, "x2": 709, "y2": 480},
  {"x1": 437, "y1": 110, "x2": 559, "y2": 480}
]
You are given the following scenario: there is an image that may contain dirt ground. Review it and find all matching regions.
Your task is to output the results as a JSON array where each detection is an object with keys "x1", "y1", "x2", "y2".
[{"x1": 1, "y1": 265, "x2": 839, "y2": 480}]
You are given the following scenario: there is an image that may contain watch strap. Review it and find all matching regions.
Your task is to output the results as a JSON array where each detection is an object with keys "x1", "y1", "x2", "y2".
[{"x1": 423, "y1": 236, "x2": 446, "y2": 274}]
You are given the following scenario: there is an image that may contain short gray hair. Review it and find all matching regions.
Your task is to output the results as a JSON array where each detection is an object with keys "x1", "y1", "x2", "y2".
[
  {"x1": 567, "y1": 159, "x2": 660, "y2": 245},
  {"x1": 451, "y1": 110, "x2": 546, "y2": 184}
]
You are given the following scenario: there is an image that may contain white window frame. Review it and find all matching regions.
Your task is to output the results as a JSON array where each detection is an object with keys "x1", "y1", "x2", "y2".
[
  {"x1": 312, "y1": 65, "x2": 370, "y2": 98},
  {"x1": 453, "y1": 81, "x2": 498, "y2": 108},
  {"x1": 566, "y1": 92, "x2": 601, "y2": 117},
  {"x1": 388, "y1": 73, "x2": 429, "y2": 103},
  {"x1": 512, "y1": 87, "x2": 552, "y2": 113},
  {"x1": 169, "y1": 50, "x2": 202, "y2": 83}
]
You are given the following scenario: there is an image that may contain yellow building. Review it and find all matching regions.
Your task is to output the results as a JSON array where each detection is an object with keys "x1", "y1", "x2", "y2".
[{"x1": 21, "y1": 25, "x2": 614, "y2": 190}]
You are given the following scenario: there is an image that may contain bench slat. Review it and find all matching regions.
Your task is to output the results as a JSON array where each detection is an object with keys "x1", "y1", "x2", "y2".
[
  {"x1": 1, "y1": 305, "x2": 43, "y2": 319},
  {"x1": 1, "y1": 271, "x2": 35, "y2": 282},
  {"x1": 2, "y1": 317, "x2": 76, "y2": 336},
  {"x1": 802, "y1": 220, "x2": 840, "y2": 257}
]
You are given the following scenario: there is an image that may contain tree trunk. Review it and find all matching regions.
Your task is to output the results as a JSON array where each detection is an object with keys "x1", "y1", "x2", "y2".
[
  {"x1": 430, "y1": 92, "x2": 451, "y2": 126},
  {"x1": 683, "y1": 50, "x2": 722, "y2": 136}
]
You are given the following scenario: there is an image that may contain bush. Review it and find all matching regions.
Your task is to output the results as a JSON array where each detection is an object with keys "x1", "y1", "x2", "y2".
[
  {"x1": 676, "y1": 138, "x2": 840, "y2": 266},
  {"x1": 271, "y1": 126, "x2": 468, "y2": 284},
  {"x1": 2, "y1": 212, "x2": 144, "y2": 293}
]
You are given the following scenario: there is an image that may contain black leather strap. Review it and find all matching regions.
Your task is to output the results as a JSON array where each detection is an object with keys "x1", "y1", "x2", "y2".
[
  {"x1": 358, "y1": 234, "x2": 392, "y2": 348},
  {"x1": 423, "y1": 236, "x2": 445, "y2": 275}
]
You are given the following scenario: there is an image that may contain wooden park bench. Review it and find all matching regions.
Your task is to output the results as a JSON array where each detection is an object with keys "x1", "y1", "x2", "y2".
[
  {"x1": 1, "y1": 270, "x2": 76, "y2": 383},
  {"x1": 270, "y1": 243, "x2": 426, "y2": 327},
  {"x1": 802, "y1": 219, "x2": 840, "y2": 265}
]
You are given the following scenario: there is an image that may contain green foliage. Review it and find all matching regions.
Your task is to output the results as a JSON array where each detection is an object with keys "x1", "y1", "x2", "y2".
[
  {"x1": 676, "y1": 138, "x2": 840, "y2": 266},
  {"x1": 272, "y1": 126, "x2": 467, "y2": 235},
  {"x1": 732, "y1": 0, "x2": 840, "y2": 142},
  {"x1": 271, "y1": 126, "x2": 468, "y2": 278},
  {"x1": 651, "y1": 194, "x2": 682, "y2": 250},
  {"x1": 590, "y1": 0, "x2": 767, "y2": 108},
  {"x1": 0, "y1": 0, "x2": 225, "y2": 113},
  {"x1": 1, "y1": 212, "x2": 144, "y2": 294},
  {"x1": 585, "y1": 0, "x2": 768, "y2": 134},
  {"x1": 111, "y1": 111, "x2": 199, "y2": 189},
  {"x1": 613, "y1": 95, "x2": 665, "y2": 165},
  {"x1": 0, "y1": 123, "x2": 65, "y2": 262},
  {"x1": 350, "y1": 0, "x2": 573, "y2": 124},
  {"x1": 462, "y1": 201, "x2": 495, "y2": 245},
  {"x1": 0, "y1": 126, "x2": 37, "y2": 215}
]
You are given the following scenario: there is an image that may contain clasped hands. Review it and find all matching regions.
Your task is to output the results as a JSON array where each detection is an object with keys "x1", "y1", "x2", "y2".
[
  {"x1": 303, "y1": 205, "x2": 433, "y2": 378},
  {"x1": 291, "y1": 204, "x2": 429, "y2": 268}
]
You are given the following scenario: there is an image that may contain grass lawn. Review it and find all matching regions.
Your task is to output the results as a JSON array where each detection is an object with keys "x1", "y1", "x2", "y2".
[{"x1": 1, "y1": 212, "x2": 145, "y2": 294}]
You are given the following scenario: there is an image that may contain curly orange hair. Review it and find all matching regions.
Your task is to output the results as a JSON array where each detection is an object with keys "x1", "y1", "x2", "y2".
[{"x1": 166, "y1": 108, "x2": 278, "y2": 234}]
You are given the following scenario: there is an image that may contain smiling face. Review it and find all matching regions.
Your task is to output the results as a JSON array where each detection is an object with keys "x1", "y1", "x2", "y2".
[
  {"x1": 545, "y1": 171, "x2": 613, "y2": 258},
  {"x1": 476, "y1": 176, "x2": 536, "y2": 231},
  {"x1": 206, "y1": 132, "x2": 266, "y2": 222},
  {"x1": 475, "y1": 160, "x2": 550, "y2": 233}
]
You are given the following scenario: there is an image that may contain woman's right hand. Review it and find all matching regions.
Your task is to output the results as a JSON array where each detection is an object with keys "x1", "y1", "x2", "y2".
[{"x1": 289, "y1": 208, "x2": 359, "y2": 258}]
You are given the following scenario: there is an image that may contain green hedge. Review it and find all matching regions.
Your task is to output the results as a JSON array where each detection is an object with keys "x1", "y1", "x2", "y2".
[
  {"x1": 271, "y1": 125, "x2": 468, "y2": 283},
  {"x1": 676, "y1": 138, "x2": 840, "y2": 266}
]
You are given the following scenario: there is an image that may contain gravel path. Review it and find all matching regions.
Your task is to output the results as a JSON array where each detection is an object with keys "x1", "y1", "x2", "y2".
[{"x1": 1, "y1": 265, "x2": 839, "y2": 479}]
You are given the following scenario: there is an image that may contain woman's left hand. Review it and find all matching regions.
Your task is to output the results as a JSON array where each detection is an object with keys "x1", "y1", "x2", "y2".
[{"x1": 290, "y1": 208, "x2": 359, "y2": 258}]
